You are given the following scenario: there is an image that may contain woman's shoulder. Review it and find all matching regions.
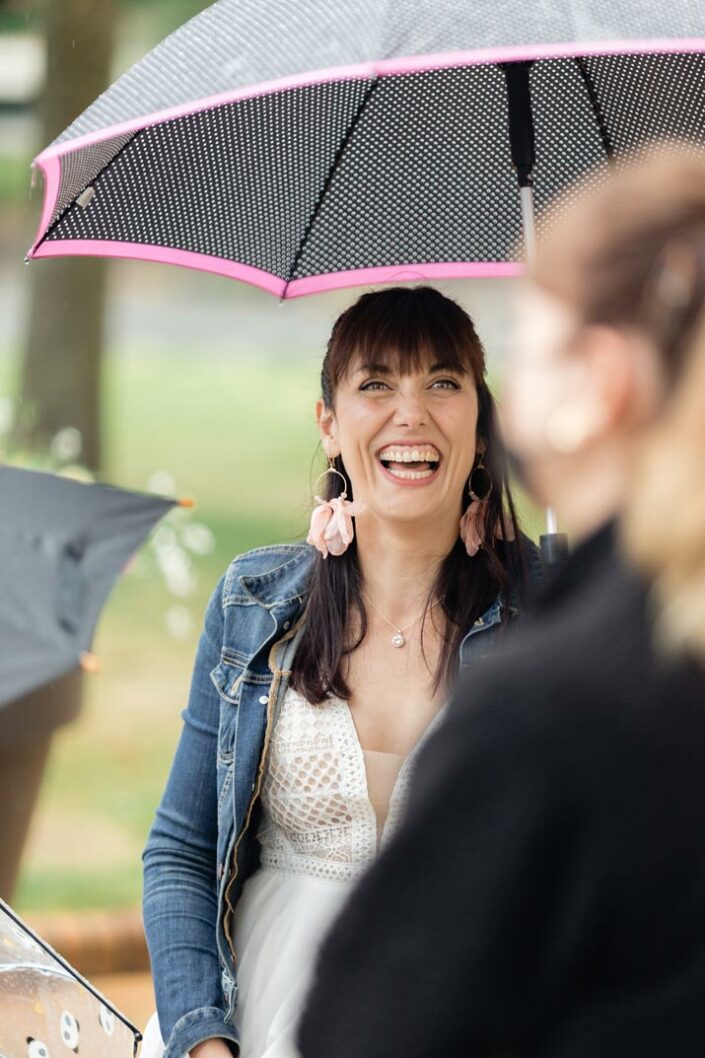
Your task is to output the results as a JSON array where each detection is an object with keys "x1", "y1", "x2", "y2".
[{"x1": 221, "y1": 542, "x2": 316, "y2": 601}]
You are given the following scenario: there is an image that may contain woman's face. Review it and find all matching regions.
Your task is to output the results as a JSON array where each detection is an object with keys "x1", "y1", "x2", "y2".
[
  {"x1": 501, "y1": 281, "x2": 666, "y2": 522},
  {"x1": 501, "y1": 284, "x2": 581, "y2": 483},
  {"x1": 317, "y1": 354, "x2": 479, "y2": 529}
]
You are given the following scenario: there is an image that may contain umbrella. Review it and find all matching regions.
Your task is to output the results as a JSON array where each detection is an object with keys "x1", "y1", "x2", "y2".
[
  {"x1": 24, "y1": 1, "x2": 705, "y2": 557},
  {"x1": 25, "y1": 1, "x2": 705, "y2": 298},
  {"x1": 0, "y1": 898, "x2": 140, "y2": 1057},
  {"x1": 0, "y1": 465, "x2": 178, "y2": 709}
]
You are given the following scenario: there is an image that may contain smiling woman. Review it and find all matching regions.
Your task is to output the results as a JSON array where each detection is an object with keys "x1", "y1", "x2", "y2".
[
  {"x1": 294, "y1": 285, "x2": 527, "y2": 703},
  {"x1": 141, "y1": 286, "x2": 540, "y2": 1058}
]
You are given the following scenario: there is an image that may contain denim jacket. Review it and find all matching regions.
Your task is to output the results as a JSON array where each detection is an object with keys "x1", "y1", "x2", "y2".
[{"x1": 143, "y1": 541, "x2": 539, "y2": 1058}]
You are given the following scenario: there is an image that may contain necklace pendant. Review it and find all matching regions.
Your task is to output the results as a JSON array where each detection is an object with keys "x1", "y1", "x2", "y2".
[{"x1": 391, "y1": 632, "x2": 405, "y2": 648}]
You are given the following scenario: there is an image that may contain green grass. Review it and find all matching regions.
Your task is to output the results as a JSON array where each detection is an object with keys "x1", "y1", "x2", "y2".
[
  {"x1": 17, "y1": 865, "x2": 144, "y2": 913},
  {"x1": 0, "y1": 155, "x2": 34, "y2": 206}
]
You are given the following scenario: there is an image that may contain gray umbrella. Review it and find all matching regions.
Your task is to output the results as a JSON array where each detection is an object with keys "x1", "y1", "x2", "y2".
[
  {"x1": 25, "y1": 0, "x2": 705, "y2": 298},
  {"x1": 0, "y1": 465, "x2": 176, "y2": 709},
  {"x1": 0, "y1": 898, "x2": 140, "y2": 1058}
]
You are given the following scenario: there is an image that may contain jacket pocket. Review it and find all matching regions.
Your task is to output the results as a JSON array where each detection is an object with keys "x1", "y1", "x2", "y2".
[{"x1": 210, "y1": 658, "x2": 244, "y2": 707}]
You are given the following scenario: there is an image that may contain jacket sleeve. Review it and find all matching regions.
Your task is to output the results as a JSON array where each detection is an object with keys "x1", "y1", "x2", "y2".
[
  {"x1": 297, "y1": 676, "x2": 598, "y2": 1058},
  {"x1": 142, "y1": 574, "x2": 240, "y2": 1058}
]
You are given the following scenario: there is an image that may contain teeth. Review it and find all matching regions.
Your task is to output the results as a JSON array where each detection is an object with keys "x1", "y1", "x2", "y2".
[
  {"x1": 386, "y1": 466, "x2": 435, "y2": 480},
  {"x1": 378, "y1": 445, "x2": 440, "y2": 463}
]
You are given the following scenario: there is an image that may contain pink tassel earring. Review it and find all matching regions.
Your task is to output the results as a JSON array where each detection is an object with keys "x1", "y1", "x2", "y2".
[
  {"x1": 459, "y1": 455, "x2": 513, "y2": 556},
  {"x1": 307, "y1": 462, "x2": 366, "y2": 558}
]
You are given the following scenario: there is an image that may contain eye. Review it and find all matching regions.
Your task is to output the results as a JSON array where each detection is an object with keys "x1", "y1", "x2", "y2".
[
  {"x1": 429, "y1": 377, "x2": 460, "y2": 390},
  {"x1": 359, "y1": 379, "x2": 391, "y2": 392}
]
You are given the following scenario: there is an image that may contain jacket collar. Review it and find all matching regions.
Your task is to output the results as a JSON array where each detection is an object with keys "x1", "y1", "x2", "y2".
[
  {"x1": 239, "y1": 546, "x2": 315, "y2": 608},
  {"x1": 238, "y1": 544, "x2": 510, "y2": 637}
]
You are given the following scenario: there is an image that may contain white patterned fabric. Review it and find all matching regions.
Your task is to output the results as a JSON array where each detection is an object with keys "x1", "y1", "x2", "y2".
[
  {"x1": 52, "y1": 0, "x2": 705, "y2": 147},
  {"x1": 227, "y1": 685, "x2": 443, "y2": 1057},
  {"x1": 257, "y1": 685, "x2": 424, "y2": 881}
]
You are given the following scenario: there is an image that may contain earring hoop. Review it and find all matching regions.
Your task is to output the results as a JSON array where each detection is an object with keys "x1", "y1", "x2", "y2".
[
  {"x1": 314, "y1": 460, "x2": 348, "y2": 498},
  {"x1": 468, "y1": 454, "x2": 493, "y2": 501}
]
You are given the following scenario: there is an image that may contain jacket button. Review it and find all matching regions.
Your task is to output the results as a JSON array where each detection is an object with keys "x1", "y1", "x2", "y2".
[
  {"x1": 283, "y1": 620, "x2": 291, "y2": 630},
  {"x1": 259, "y1": 695, "x2": 268, "y2": 705}
]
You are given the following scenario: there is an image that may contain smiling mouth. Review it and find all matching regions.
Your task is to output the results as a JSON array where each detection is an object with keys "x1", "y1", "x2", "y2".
[{"x1": 377, "y1": 444, "x2": 441, "y2": 481}]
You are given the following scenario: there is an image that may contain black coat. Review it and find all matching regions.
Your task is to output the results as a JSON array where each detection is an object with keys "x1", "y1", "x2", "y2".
[{"x1": 298, "y1": 525, "x2": 705, "y2": 1057}]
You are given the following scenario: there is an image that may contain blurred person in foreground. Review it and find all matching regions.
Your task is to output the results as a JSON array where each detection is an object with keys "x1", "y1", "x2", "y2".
[{"x1": 297, "y1": 148, "x2": 705, "y2": 1058}]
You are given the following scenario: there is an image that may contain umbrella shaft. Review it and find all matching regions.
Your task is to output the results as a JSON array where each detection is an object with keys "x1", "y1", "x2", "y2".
[{"x1": 520, "y1": 185, "x2": 537, "y2": 264}]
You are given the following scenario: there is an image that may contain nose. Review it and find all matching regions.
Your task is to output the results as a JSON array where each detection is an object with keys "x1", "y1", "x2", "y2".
[{"x1": 392, "y1": 387, "x2": 429, "y2": 429}]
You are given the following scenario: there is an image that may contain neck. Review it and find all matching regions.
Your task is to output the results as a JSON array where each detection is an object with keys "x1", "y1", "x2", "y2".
[{"x1": 355, "y1": 515, "x2": 458, "y2": 619}]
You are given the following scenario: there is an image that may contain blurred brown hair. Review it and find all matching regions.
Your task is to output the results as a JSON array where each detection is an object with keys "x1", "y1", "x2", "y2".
[
  {"x1": 533, "y1": 145, "x2": 705, "y2": 659},
  {"x1": 623, "y1": 311, "x2": 705, "y2": 659},
  {"x1": 532, "y1": 145, "x2": 705, "y2": 383}
]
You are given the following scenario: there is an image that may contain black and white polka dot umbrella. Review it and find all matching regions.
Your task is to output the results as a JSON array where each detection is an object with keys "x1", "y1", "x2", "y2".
[{"x1": 26, "y1": 0, "x2": 705, "y2": 299}]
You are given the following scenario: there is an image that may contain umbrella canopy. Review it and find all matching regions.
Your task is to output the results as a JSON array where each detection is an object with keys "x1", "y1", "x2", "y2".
[
  {"x1": 26, "y1": 0, "x2": 705, "y2": 298},
  {"x1": 0, "y1": 899, "x2": 140, "y2": 1057},
  {"x1": 0, "y1": 466, "x2": 175, "y2": 709}
]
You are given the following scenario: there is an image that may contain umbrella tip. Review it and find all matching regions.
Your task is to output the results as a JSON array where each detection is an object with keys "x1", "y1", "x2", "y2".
[
  {"x1": 80, "y1": 651, "x2": 101, "y2": 674},
  {"x1": 178, "y1": 497, "x2": 196, "y2": 509}
]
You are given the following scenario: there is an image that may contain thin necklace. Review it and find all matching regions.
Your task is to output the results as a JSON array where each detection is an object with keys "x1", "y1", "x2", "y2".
[{"x1": 363, "y1": 593, "x2": 441, "y2": 649}]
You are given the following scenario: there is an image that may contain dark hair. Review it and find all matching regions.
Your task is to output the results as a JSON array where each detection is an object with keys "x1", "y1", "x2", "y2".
[{"x1": 291, "y1": 286, "x2": 525, "y2": 703}]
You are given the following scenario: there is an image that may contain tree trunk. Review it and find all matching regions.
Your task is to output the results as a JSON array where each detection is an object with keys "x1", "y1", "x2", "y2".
[{"x1": 15, "y1": 0, "x2": 116, "y2": 472}]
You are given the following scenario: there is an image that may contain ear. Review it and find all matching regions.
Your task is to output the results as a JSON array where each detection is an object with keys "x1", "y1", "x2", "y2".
[
  {"x1": 315, "y1": 399, "x2": 340, "y2": 459},
  {"x1": 581, "y1": 324, "x2": 635, "y2": 428},
  {"x1": 544, "y1": 324, "x2": 635, "y2": 452}
]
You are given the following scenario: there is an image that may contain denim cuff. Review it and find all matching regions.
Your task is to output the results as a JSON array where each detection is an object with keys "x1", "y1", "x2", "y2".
[{"x1": 163, "y1": 1006, "x2": 240, "y2": 1058}]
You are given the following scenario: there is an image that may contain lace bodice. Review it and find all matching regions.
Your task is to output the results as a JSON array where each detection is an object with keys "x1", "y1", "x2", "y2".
[{"x1": 257, "y1": 685, "x2": 442, "y2": 882}]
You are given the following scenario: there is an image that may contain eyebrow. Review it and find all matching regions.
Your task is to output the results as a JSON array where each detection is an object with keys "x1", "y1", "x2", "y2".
[{"x1": 356, "y1": 361, "x2": 462, "y2": 375}]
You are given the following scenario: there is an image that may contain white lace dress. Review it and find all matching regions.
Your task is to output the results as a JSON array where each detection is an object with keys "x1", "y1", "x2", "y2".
[
  {"x1": 142, "y1": 685, "x2": 441, "y2": 1058},
  {"x1": 231, "y1": 684, "x2": 434, "y2": 1058}
]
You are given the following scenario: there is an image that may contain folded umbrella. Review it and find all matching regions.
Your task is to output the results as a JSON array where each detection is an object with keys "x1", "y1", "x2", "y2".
[
  {"x1": 0, "y1": 898, "x2": 140, "y2": 1057},
  {"x1": 0, "y1": 465, "x2": 176, "y2": 709}
]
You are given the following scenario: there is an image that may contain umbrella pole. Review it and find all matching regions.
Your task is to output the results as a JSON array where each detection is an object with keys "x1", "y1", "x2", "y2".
[
  {"x1": 519, "y1": 184, "x2": 537, "y2": 262},
  {"x1": 502, "y1": 61, "x2": 568, "y2": 567}
]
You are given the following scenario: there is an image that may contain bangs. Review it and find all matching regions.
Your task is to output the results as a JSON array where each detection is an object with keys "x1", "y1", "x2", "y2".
[{"x1": 324, "y1": 286, "x2": 486, "y2": 400}]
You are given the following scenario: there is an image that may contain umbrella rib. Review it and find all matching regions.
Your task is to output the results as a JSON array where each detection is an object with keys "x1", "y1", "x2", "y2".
[
  {"x1": 33, "y1": 129, "x2": 146, "y2": 252},
  {"x1": 284, "y1": 78, "x2": 380, "y2": 293},
  {"x1": 574, "y1": 57, "x2": 615, "y2": 160}
]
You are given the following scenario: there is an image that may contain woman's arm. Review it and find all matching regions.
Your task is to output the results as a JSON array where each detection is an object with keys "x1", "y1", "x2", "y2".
[{"x1": 143, "y1": 574, "x2": 240, "y2": 1058}]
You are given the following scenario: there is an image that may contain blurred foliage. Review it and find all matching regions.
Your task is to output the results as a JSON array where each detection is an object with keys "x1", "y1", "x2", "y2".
[
  {"x1": 0, "y1": 155, "x2": 29, "y2": 204},
  {"x1": 0, "y1": 0, "x2": 207, "y2": 36}
]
